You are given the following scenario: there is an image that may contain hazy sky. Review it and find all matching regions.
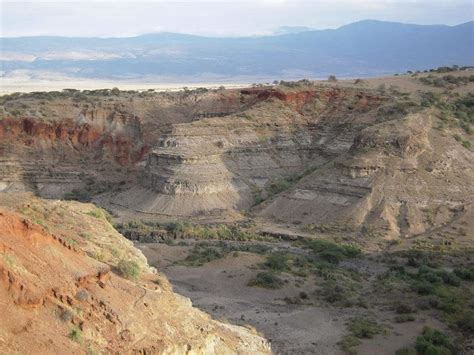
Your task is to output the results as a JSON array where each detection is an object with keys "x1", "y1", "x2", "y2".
[{"x1": 1, "y1": 0, "x2": 473, "y2": 37}]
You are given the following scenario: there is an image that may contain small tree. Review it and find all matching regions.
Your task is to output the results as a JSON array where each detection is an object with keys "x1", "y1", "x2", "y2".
[{"x1": 328, "y1": 75, "x2": 337, "y2": 82}]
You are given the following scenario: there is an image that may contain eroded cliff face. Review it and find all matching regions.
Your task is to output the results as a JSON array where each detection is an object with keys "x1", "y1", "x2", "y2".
[
  {"x1": 0, "y1": 194, "x2": 271, "y2": 354},
  {"x1": 110, "y1": 87, "x2": 388, "y2": 218},
  {"x1": 257, "y1": 112, "x2": 474, "y2": 239},
  {"x1": 1, "y1": 85, "x2": 472, "y2": 239},
  {"x1": 0, "y1": 89, "x2": 255, "y2": 198}
]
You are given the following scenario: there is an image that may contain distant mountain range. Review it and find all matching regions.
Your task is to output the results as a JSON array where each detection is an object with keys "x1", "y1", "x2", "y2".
[{"x1": 1, "y1": 20, "x2": 473, "y2": 83}]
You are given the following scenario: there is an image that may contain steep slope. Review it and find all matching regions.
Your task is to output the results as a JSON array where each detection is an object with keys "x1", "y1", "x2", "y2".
[
  {"x1": 257, "y1": 111, "x2": 474, "y2": 239},
  {"x1": 0, "y1": 89, "x2": 250, "y2": 198},
  {"x1": 0, "y1": 193, "x2": 271, "y2": 354},
  {"x1": 109, "y1": 86, "x2": 388, "y2": 218}
]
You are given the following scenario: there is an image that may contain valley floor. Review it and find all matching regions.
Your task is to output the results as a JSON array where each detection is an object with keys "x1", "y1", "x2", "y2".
[{"x1": 138, "y1": 238, "x2": 473, "y2": 354}]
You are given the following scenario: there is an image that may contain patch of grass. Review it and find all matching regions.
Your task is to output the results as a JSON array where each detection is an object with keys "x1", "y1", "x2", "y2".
[
  {"x1": 248, "y1": 271, "x2": 284, "y2": 289},
  {"x1": 63, "y1": 236, "x2": 79, "y2": 248},
  {"x1": 298, "y1": 239, "x2": 361, "y2": 265},
  {"x1": 110, "y1": 247, "x2": 121, "y2": 258},
  {"x1": 166, "y1": 222, "x2": 265, "y2": 241},
  {"x1": 264, "y1": 252, "x2": 290, "y2": 272},
  {"x1": 415, "y1": 327, "x2": 456, "y2": 355},
  {"x1": 89, "y1": 250, "x2": 105, "y2": 262},
  {"x1": 339, "y1": 335, "x2": 361, "y2": 354},
  {"x1": 395, "y1": 347, "x2": 417, "y2": 355},
  {"x1": 117, "y1": 259, "x2": 141, "y2": 280},
  {"x1": 86, "y1": 208, "x2": 112, "y2": 222},
  {"x1": 68, "y1": 327, "x2": 83, "y2": 344},
  {"x1": 78, "y1": 232, "x2": 91, "y2": 239},
  {"x1": 453, "y1": 267, "x2": 474, "y2": 280},
  {"x1": 181, "y1": 246, "x2": 225, "y2": 266},
  {"x1": 395, "y1": 302, "x2": 416, "y2": 314},
  {"x1": 177, "y1": 241, "x2": 271, "y2": 267},
  {"x1": 379, "y1": 256, "x2": 473, "y2": 333},
  {"x1": 395, "y1": 314, "x2": 416, "y2": 323},
  {"x1": 455, "y1": 311, "x2": 474, "y2": 332},
  {"x1": 348, "y1": 317, "x2": 384, "y2": 339}
]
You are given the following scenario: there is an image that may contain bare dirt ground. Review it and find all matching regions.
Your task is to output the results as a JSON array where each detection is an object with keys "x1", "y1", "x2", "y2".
[
  {"x1": 137, "y1": 239, "x2": 469, "y2": 354},
  {"x1": 139, "y1": 242, "x2": 349, "y2": 354}
]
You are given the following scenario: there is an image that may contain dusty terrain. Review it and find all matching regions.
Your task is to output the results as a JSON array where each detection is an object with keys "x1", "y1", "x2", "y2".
[{"x1": 0, "y1": 70, "x2": 473, "y2": 354}]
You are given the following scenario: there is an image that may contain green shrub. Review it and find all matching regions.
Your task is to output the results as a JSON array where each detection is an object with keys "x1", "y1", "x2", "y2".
[
  {"x1": 412, "y1": 281, "x2": 436, "y2": 295},
  {"x1": 395, "y1": 302, "x2": 416, "y2": 314},
  {"x1": 395, "y1": 347, "x2": 417, "y2": 355},
  {"x1": 69, "y1": 327, "x2": 83, "y2": 343},
  {"x1": 181, "y1": 246, "x2": 224, "y2": 266},
  {"x1": 117, "y1": 260, "x2": 141, "y2": 280},
  {"x1": 339, "y1": 335, "x2": 361, "y2": 354},
  {"x1": 264, "y1": 253, "x2": 290, "y2": 272},
  {"x1": 456, "y1": 311, "x2": 474, "y2": 332},
  {"x1": 454, "y1": 267, "x2": 474, "y2": 280},
  {"x1": 300, "y1": 239, "x2": 361, "y2": 265},
  {"x1": 86, "y1": 207, "x2": 111, "y2": 222},
  {"x1": 349, "y1": 317, "x2": 383, "y2": 339},
  {"x1": 415, "y1": 327, "x2": 455, "y2": 355},
  {"x1": 395, "y1": 314, "x2": 416, "y2": 323},
  {"x1": 248, "y1": 271, "x2": 284, "y2": 289}
]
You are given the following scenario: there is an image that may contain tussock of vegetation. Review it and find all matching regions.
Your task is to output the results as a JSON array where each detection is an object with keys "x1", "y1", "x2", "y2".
[
  {"x1": 348, "y1": 317, "x2": 384, "y2": 339},
  {"x1": 179, "y1": 241, "x2": 271, "y2": 266},
  {"x1": 277, "y1": 79, "x2": 314, "y2": 88},
  {"x1": 422, "y1": 92, "x2": 473, "y2": 136},
  {"x1": 117, "y1": 259, "x2": 141, "y2": 280},
  {"x1": 414, "y1": 327, "x2": 457, "y2": 355},
  {"x1": 86, "y1": 207, "x2": 112, "y2": 222},
  {"x1": 166, "y1": 221, "x2": 263, "y2": 241},
  {"x1": 180, "y1": 246, "x2": 225, "y2": 266},
  {"x1": 340, "y1": 317, "x2": 385, "y2": 353},
  {"x1": 395, "y1": 314, "x2": 416, "y2": 323},
  {"x1": 454, "y1": 267, "x2": 474, "y2": 280},
  {"x1": 419, "y1": 74, "x2": 474, "y2": 88},
  {"x1": 298, "y1": 239, "x2": 361, "y2": 265},
  {"x1": 68, "y1": 327, "x2": 83, "y2": 344},
  {"x1": 264, "y1": 252, "x2": 291, "y2": 272},
  {"x1": 247, "y1": 271, "x2": 284, "y2": 289}
]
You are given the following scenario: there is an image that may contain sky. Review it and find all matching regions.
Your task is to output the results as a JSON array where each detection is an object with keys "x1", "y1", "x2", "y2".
[{"x1": 1, "y1": 0, "x2": 473, "y2": 38}]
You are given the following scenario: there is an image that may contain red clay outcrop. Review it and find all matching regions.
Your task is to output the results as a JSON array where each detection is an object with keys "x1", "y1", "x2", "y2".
[{"x1": 0, "y1": 117, "x2": 148, "y2": 166}]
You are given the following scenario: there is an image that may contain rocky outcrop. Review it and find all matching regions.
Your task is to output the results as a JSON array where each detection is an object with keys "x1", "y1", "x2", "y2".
[
  {"x1": 0, "y1": 88, "x2": 304, "y2": 199},
  {"x1": 0, "y1": 195, "x2": 271, "y2": 354},
  {"x1": 258, "y1": 113, "x2": 474, "y2": 238},
  {"x1": 110, "y1": 87, "x2": 387, "y2": 218}
]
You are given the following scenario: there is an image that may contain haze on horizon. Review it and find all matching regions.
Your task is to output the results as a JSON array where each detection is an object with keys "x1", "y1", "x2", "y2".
[{"x1": 1, "y1": 0, "x2": 473, "y2": 38}]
